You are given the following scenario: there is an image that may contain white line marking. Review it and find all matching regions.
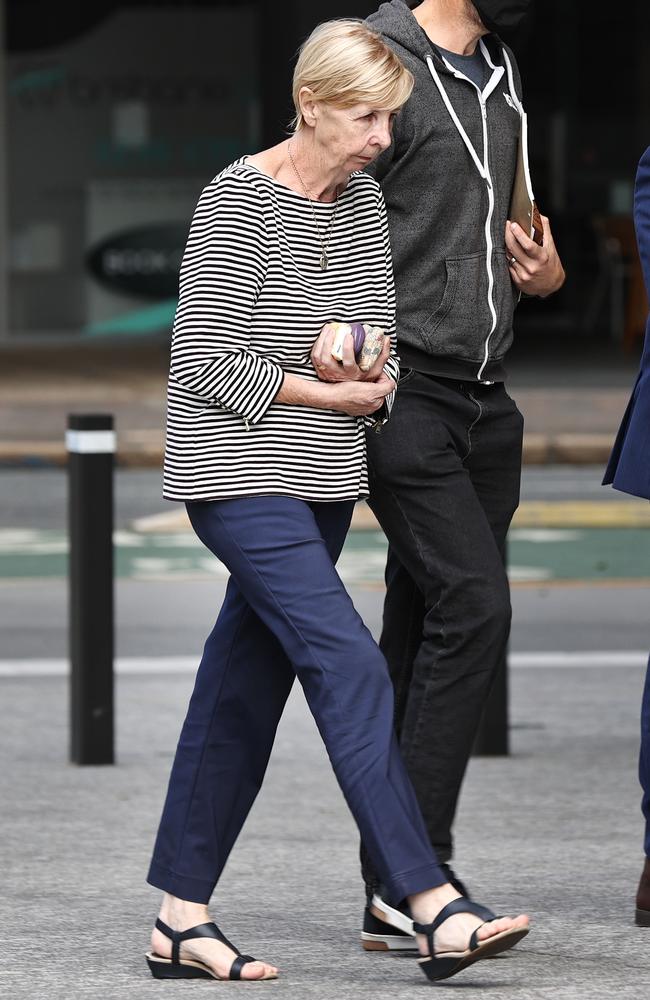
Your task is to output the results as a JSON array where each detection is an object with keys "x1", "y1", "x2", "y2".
[
  {"x1": 509, "y1": 529, "x2": 584, "y2": 542},
  {"x1": 507, "y1": 566, "x2": 553, "y2": 582},
  {"x1": 0, "y1": 657, "x2": 197, "y2": 677},
  {"x1": 512, "y1": 651, "x2": 648, "y2": 668},
  {"x1": 0, "y1": 652, "x2": 647, "y2": 678}
]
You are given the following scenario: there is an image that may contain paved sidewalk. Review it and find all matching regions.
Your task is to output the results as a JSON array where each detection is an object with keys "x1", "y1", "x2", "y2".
[
  {"x1": 3, "y1": 654, "x2": 650, "y2": 999},
  {"x1": 0, "y1": 340, "x2": 641, "y2": 466}
]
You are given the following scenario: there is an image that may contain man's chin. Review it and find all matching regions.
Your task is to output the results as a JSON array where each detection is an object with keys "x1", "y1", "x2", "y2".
[{"x1": 465, "y1": 0, "x2": 489, "y2": 31}]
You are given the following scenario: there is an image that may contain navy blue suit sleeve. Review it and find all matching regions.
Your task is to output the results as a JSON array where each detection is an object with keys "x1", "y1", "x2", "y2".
[
  {"x1": 603, "y1": 145, "x2": 650, "y2": 499},
  {"x1": 634, "y1": 146, "x2": 650, "y2": 299}
]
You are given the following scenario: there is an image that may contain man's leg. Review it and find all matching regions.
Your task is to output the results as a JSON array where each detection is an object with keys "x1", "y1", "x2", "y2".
[
  {"x1": 636, "y1": 654, "x2": 650, "y2": 924},
  {"x1": 381, "y1": 549, "x2": 426, "y2": 734},
  {"x1": 463, "y1": 382, "x2": 523, "y2": 557},
  {"x1": 642, "y1": 655, "x2": 650, "y2": 858},
  {"x1": 462, "y1": 381, "x2": 524, "y2": 757},
  {"x1": 364, "y1": 374, "x2": 523, "y2": 880}
]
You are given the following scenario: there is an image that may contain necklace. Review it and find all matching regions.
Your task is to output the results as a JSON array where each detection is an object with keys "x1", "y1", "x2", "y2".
[{"x1": 287, "y1": 141, "x2": 340, "y2": 271}]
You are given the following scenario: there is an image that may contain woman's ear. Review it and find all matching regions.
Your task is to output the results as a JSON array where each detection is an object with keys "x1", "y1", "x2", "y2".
[{"x1": 298, "y1": 87, "x2": 319, "y2": 127}]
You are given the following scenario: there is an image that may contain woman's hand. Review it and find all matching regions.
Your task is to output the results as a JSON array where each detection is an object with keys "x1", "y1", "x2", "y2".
[
  {"x1": 311, "y1": 323, "x2": 391, "y2": 383},
  {"x1": 327, "y1": 370, "x2": 396, "y2": 416}
]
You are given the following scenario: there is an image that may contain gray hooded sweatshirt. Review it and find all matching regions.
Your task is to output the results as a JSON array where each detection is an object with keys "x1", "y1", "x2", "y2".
[{"x1": 366, "y1": 0, "x2": 526, "y2": 383}]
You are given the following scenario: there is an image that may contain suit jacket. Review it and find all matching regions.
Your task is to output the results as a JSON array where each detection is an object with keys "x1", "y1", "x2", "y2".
[{"x1": 603, "y1": 146, "x2": 650, "y2": 500}]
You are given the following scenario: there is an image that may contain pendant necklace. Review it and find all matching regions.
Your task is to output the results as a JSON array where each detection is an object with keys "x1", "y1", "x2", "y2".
[{"x1": 287, "y1": 141, "x2": 340, "y2": 271}]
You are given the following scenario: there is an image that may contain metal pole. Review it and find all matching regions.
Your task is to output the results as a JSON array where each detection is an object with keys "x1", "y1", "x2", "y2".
[{"x1": 67, "y1": 413, "x2": 115, "y2": 765}]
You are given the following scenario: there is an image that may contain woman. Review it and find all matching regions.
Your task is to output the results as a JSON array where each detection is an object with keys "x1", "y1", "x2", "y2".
[
  {"x1": 145, "y1": 19, "x2": 529, "y2": 984},
  {"x1": 603, "y1": 144, "x2": 650, "y2": 926}
]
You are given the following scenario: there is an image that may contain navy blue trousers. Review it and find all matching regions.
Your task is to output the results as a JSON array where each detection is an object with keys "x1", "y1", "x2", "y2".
[
  {"x1": 642, "y1": 655, "x2": 650, "y2": 857},
  {"x1": 147, "y1": 496, "x2": 445, "y2": 905}
]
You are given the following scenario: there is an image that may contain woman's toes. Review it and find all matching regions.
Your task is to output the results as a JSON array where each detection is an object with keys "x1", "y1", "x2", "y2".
[
  {"x1": 477, "y1": 914, "x2": 530, "y2": 942},
  {"x1": 242, "y1": 960, "x2": 278, "y2": 980}
]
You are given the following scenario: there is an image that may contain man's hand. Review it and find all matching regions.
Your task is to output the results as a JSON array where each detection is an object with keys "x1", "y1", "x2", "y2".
[
  {"x1": 311, "y1": 322, "x2": 391, "y2": 383},
  {"x1": 505, "y1": 216, "x2": 566, "y2": 298}
]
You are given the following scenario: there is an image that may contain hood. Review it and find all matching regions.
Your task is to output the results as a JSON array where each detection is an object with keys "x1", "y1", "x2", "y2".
[
  {"x1": 367, "y1": 0, "x2": 504, "y2": 68},
  {"x1": 367, "y1": 0, "x2": 431, "y2": 61}
]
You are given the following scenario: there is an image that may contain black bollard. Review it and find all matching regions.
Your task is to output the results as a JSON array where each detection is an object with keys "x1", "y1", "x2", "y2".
[{"x1": 67, "y1": 414, "x2": 115, "y2": 765}]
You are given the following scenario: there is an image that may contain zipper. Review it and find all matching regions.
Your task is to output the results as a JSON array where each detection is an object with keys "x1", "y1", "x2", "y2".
[
  {"x1": 425, "y1": 52, "x2": 505, "y2": 385},
  {"x1": 476, "y1": 93, "x2": 497, "y2": 383},
  {"x1": 463, "y1": 391, "x2": 483, "y2": 460}
]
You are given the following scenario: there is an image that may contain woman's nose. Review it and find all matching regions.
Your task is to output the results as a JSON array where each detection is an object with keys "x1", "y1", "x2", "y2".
[
  {"x1": 368, "y1": 134, "x2": 388, "y2": 153},
  {"x1": 376, "y1": 126, "x2": 392, "y2": 150},
  {"x1": 377, "y1": 117, "x2": 395, "y2": 149}
]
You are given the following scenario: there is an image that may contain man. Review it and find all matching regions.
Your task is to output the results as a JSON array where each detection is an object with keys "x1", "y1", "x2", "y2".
[
  {"x1": 359, "y1": 0, "x2": 566, "y2": 951},
  {"x1": 602, "y1": 145, "x2": 650, "y2": 927}
]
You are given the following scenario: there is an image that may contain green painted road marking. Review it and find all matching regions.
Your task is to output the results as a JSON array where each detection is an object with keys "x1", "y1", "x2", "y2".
[
  {"x1": 0, "y1": 527, "x2": 649, "y2": 584},
  {"x1": 508, "y1": 528, "x2": 650, "y2": 582}
]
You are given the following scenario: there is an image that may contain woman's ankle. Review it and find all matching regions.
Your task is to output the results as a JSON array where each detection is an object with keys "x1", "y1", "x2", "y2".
[
  {"x1": 159, "y1": 892, "x2": 210, "y2": 928},
  {"x1": 408, "y1": 883, "x2": 460, "y2": 925}
]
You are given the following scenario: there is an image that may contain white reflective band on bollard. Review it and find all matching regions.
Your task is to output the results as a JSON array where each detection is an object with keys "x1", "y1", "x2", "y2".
[{"x1": 65, "y1": 430, "x2": 117, "y2": 454}]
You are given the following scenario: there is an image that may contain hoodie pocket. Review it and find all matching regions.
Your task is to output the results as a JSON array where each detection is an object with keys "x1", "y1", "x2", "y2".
[{"x1": 418, "y1": 251, "x2": 495, "y2": 361}]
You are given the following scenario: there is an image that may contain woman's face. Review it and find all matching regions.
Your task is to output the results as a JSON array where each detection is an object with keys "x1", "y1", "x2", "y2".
[{"x1": 307, "y1": 98, "x2": 399, "y2": 172}]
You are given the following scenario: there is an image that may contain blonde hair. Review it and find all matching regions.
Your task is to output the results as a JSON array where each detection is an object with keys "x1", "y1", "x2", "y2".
[{"x1": 291, "y1": 19, "x2": 414, "y2": 131}]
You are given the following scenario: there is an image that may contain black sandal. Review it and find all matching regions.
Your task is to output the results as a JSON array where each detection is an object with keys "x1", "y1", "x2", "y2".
[
  {"x1": 145, "y1": 917, "x2": 277, "y2": 981},
  {"x1": 413, "y1": 898, "x2": 529, "y2": 982}
]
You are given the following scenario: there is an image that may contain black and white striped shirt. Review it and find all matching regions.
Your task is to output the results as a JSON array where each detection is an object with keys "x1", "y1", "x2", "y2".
[{"x1": 164, "y1": 158, "x2": 399, "y2": 502}]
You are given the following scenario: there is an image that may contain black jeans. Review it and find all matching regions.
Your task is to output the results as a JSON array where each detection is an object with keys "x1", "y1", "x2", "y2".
[{"x1": 361, "y1": 370, "x2": 524, "y2": 898}]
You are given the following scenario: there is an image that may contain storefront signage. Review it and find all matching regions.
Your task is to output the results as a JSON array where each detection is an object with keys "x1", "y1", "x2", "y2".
[{"x1": 86, "y1": 224, "x2": 186, "y2": 298}]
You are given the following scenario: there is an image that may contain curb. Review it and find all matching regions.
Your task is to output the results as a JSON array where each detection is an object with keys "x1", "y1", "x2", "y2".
[
  {"x1": 522, "y1": 434, "x2": 615, "y2": 465},
  {"x1": 0, "y1": 433, "x2": 616, "y2": 469},
  {"x1": 0, "y1": 442, "x2": 163, "y2": 468}
]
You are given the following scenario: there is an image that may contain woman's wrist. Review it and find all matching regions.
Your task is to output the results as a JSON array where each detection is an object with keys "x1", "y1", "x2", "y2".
[{"x1": 275, "y1": 372, "x2": 338, "y2": 410}]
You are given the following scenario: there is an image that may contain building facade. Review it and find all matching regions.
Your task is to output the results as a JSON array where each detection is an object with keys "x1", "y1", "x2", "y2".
[{"x1": 1, "y1": 1, "x2": 647, "y2": 348}]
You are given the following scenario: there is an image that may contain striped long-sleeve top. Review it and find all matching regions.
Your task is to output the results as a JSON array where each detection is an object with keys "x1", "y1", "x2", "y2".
[{"x1": 163, "y1": 158, "x2": 400, "y2": 502}]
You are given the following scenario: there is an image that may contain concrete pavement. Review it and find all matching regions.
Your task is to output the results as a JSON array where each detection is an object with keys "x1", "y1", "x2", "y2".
[
  {"x1": 3, "y1": 341, "x2": 650, "y2": 997},
  {"x1": 2, "y1": 655, "x2": 650, "y2": 999}
]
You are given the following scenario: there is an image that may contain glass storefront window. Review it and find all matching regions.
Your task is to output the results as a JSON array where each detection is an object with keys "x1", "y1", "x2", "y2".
[{"x1": 3, "y1": 1, "x2": 259, "y2": 341}]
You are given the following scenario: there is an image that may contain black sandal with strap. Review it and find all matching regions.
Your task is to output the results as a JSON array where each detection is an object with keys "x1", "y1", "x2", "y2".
[
  {"x1": 145, "y1": 917, "x2": 277, "y2": 981},
  {"x1": 413, "y1": 898, "x2": 529, "y2": 982}
]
